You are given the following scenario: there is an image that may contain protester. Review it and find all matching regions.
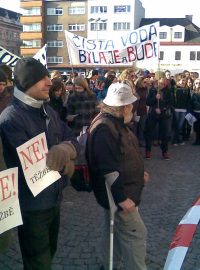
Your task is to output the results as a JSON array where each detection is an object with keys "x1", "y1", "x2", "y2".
[
  {"x1": 135, "y1": 76, "x2": 148, "y2": 146},
  {"x1": 144, "y1": 78, "x2": 173, "y2": 160},
  {"x1": 86, "y1": 82, "x2": 149, "y2": 270},
  {"x1": 49, "y1": 78, "x2": 67, "y2": 121},
  {"x1": 117, "y1": 68, "x2": 137, "y2": 94},
  {"x1": 87, "y1": 69, "x2": 99, "y2": 96},
  {"x1": 66, "y1": 76, "x2": 99, "y2": 136},
  {"x1": 0, "y1": 68, "x2": 13, "y2": 113},
  {"x1": 191, "y1": 78, "x2": 200, "y2": 145},
  {"x1": 172, "y1": 75, "x2": 191, "y2": 145},
  {"x1": 0, "y1": 57, "x2": 79, "y2": 270}
]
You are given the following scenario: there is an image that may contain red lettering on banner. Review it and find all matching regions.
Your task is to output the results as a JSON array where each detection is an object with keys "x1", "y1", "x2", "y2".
[
  {"x1": 19, "y1": 139, "x2": 46, "y2": 171},
  {"x1": 0, "y1": 175, "x2": 11, "y2": 201},
  {"x1": 99, "y1": 52, "x2": 106, "y2": 64},
  {"x1": 113, "y1": 50, "x2": 120, "y2": 64},
  {"x1": 127, "y1": 46, "x2": 136, "y2": 62},
  {"x1": 145, "y1": 43, "x2": 154, "y2": 58}
]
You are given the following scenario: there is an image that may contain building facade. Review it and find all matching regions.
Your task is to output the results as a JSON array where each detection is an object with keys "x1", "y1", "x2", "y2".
[
  {"x1": 0, "y1": 7, "x2": 22, "y2": 56},
  {"x1": 19, "y1": 1, "x2": 200, "y2": 74},
  {"x1": 87, "y1": 0, "x2": 144, "y2": 40},
  {"x1": 20, "y1": 0, "x2": 44, "y2": 56},
  {"x1": 139, "y1": 17, "x2": 200, "y2": 74},
  {"x1": 20, "y1": 0, "x2": 144, "y2": 71}
]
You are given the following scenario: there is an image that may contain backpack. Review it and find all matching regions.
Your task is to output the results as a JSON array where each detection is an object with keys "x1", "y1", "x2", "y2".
[{"x1": 70, "y1": 113, "x2": 118, "y2": 192}]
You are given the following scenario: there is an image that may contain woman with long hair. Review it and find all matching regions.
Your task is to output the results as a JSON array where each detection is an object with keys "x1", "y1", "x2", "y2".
[
  {"x1": 191, "y1": 78, "x2": 200, "y2": 145},
  {"x1": 66, "y1": 76, "x2": 99, "y2": 136}
]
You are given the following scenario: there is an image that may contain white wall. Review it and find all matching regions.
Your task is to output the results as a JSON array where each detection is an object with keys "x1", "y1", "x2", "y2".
[{"x1": 87, "y1": 0, "x2": 144, "y2": 40}]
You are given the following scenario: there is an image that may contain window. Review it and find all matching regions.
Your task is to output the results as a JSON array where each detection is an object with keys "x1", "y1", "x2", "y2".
[
  {"x1": 47, "y1": 57, "x2": 63, "y2": 64},
  {"x1": 91, "y1": 6, "x2": 107, "y2": 14},
  {"x1": 69, "y1": 24, "x2": 85, "y2": 31},
  {"x1": 91, "y1": 22, "x2": 107, "y2": 31},
  {"x1": 68, "y1": 7, "x2": 85, "y2": 15},
  {"x1": 159, "y1": 51, "x2": 164, "y2": 60},
  {"x1": 197, "y1": 51, "x2": 200, "y2": 60},
  {"x1": 47, "y1": 8, "x2": 63, "y2": 15},
  {"x1": 175, "y1": 51, "x2": 181, "y2": 60},
  {"x1": 47, "y1": 40, "x2": 63, "y2": 47},
  {"x1": 174, "y1": 32, "x2": 182, "y2": 39},
  {"x1": 190, "y1": 51, "x2": 200, "y2": 61},
  {"x1": 114, "y1": 5, "x2": 131, "y2": 13},
  {"x1": 190, "y1": 51, "x2": 196, "y2": 61},
  {"x1": 47, "y1": 24, "x2": 63, "y2": 31},
  {"x1": 23, "y1": 23, "x2": 41, "y2": 32},
  {"x1": 159, "y1": 32, "x2": 167, "y2": 39},
  {"x1": 113, "y1": 22, "x2": 130, "y2": 31},
  {"x1": 22, "y1": 40, "x2": 41, "y2": 48},
  {"x1": 23, "y1": 7, "x2": 41, "y2": 16}
]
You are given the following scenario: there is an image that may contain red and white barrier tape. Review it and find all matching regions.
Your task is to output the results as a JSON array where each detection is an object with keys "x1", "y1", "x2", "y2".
[{"x1": 164, "y1": 197, "x2": 200, "y2": 270}]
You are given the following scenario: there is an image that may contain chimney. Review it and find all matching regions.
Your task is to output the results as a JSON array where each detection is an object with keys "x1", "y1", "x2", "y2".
[{"x1": 185, "y1": 15, "x2": 193, "y2": 22}]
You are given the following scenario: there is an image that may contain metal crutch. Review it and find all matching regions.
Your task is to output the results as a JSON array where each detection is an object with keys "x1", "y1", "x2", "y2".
[{"x1": 105, "y1": 172, "x2": 118, "y2": 270}]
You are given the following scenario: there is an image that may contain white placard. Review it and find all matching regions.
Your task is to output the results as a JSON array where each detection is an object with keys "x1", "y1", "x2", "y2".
[
  {"x1": 16, "y1": 133, "x2": 61, "y2": 197},
  {"x1": 0, "y1": 168, "x2": 23, "y2": 234}
]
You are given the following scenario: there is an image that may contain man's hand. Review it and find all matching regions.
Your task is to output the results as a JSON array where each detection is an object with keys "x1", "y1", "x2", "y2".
[
  {"x1": 46, "y1": 142, "x2": 77, "y2": 176},
  {"x1": 118, "y1": 198, "x2": 136, "y2": 213}
]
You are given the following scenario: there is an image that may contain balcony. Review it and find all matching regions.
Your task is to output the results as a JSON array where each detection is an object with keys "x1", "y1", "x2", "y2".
[
  {"x1": 20, "y1": 1, "x2": 42, "y2": 8},
  {"x1": 20, "y1": 32, "x2": 43, "y2": 40},
  {"x1": 20, "y1": 16, "x2": 42, "y2": 23}
]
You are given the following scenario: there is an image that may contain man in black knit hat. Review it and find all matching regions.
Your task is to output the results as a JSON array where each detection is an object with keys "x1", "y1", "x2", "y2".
[{"x1": 0, "y1": 57, "x2": 79, "y2": 270}]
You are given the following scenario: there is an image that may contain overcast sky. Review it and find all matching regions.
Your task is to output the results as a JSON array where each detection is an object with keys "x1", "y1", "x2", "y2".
[{"x1": 0, "y1": 0, "x2": 199, "y2": 27}]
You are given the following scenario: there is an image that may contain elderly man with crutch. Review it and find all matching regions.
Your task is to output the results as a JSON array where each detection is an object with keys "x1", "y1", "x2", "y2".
[{"x1": 86, "y1": 82, "x2": 149, "y2": 270}]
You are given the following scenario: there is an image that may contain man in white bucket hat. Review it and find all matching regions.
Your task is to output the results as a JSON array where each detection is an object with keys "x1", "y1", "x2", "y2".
[{"x1": 86, "y1": 82, "x2": 149, "y2": 270}]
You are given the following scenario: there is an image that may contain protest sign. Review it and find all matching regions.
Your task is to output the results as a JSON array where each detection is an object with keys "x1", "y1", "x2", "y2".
[
  {"x1": 16, "y1": 133, "x2": 61, "y2": 197},
  {"x1": 65, "y1": 22, "x2": 159, "y2": 65},
  {"x1": 0, "y1": 45, "x2": 47, "y2": 68},
  {"x1": 0, "y1": 46, "x2": 20, "y2": 67},
  {"x1": 33, "y1": 44, "x2": 48, "y2": 69},
  {"x1": 0, "y1": 167, "x2": 22, "y2": 234}
]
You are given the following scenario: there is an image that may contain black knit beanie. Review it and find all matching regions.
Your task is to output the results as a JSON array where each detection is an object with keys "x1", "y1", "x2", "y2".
[
  {"x1": 0, "y1": 70, "x2": 7, "y2": 83},
  {"x1": 14, "y1": 57, "x2": 49, "y2": 92}
]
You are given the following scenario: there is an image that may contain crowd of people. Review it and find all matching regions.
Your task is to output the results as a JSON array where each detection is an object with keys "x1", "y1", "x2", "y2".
[
  {"x1": 0, "y1": 59, "x2": 199, "y2": 270},
  {"x1": 48, "y1": 67, "x2": 200, "y2": 161}
]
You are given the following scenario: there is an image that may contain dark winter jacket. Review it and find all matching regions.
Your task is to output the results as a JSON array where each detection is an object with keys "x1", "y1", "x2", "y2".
[
  {"x1": 191, "y1": 93, "x2": 200, "y2": 111},
  {"x1": 86, "y1": 113, "x2": 144, "y2": 209},
  {"x1": 174, "y1": 86, "x2": 191, "y2": 111},
  {"x1": 48, "y1": 96, "x2": 67, "y2": 122},
  {"x1": 147, "y1": 86, "x2": 173, "y2": 118},
  {"x1": 67, "y1": 91, "x2": 99, "y2": 136},
  {"x1": 0, "y1": 92, "x2": 79, "y2": 211}
]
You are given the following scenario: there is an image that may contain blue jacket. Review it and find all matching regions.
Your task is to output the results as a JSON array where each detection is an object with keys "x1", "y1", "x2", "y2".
[{"x1": 0, "y1": 95, "x2": 79, "y2": 211}]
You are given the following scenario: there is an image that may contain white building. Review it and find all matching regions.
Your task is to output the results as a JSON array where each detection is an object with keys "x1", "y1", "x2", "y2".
[
  {"x1": 138, "y1": 17, "x2": 200, "y2": 75},
  {"x1": 87, "y1": 0, "x2": 145, "y2": 40}
]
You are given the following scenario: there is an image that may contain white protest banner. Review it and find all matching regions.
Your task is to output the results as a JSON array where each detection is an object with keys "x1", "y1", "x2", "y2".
[
  {"x1": 0, "y1": 44, "x2": 47, "y2": 68},
  {"x1": 33, "y1": 44, "x2": 48, "y2": 69},
  {"x1": 0, "y1": 167, "x2": 23, "y2": 234},
  {"x1": 16, "y1": 133, "x2": 61, "y2": 197},
  {"x1": 0, "y1": 46, "x2": 20, "y2": 67},
  {"x1": 65, "y1": 22, "x2": 159, "y2": 66}
]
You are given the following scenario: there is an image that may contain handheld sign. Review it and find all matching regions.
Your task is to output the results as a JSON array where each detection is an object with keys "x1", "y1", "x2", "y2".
[
  {"x1": 0, "y1": 167, "x2": 22, "y2": 234},
  {"x1": 16, "y1": 133, "x2": 61, "y2": 197}
]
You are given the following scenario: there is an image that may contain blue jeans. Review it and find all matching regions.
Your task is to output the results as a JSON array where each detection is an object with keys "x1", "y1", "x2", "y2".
[{"x1": 172, "y1": 111, "x2": 186, "y2": 143}]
